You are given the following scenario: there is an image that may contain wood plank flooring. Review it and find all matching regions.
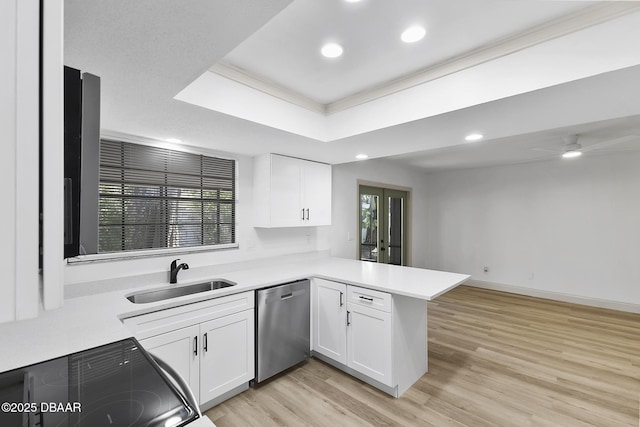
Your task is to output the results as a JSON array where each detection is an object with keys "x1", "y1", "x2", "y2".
[{"x1": 204, "y1": 286, "x2": 640, "y2": 426}]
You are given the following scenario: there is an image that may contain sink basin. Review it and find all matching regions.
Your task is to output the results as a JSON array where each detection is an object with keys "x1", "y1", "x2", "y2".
[{"x1": 126, "y1": 280, "x2": 236, "y2": 304}]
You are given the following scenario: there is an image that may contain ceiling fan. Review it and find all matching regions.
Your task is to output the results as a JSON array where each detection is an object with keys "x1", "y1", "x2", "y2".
[{"x1": 533, "y1": 133, "x2": 640, "y2": 159}]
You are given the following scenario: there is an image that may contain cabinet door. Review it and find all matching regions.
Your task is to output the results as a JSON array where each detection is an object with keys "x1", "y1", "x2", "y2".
[
  {"x1": 140, "y1": 325, "x2": 200, "y2": 403},
  {"x1": 269, "y1": 154, "x2": 303, "y2": 227},
  {"x1": 199, "y1": 309, "x2": 255, "y2": 404},
  {"x1": 312, "y1": 279, "x2": 347, "y2": 364},
  {"x1": 347, "y1": 303, "x2": 393, "y2": 386},
  {"x1": 303, "y1": 161, "x2": 332, "y2": 226}
]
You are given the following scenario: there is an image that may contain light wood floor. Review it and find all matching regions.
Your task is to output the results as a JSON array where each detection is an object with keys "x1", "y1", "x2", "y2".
[{"x1": 205, "y1": 286, "x2": 640, "y2": 426}]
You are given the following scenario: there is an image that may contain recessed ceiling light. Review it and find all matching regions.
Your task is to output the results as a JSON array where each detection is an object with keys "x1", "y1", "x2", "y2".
[
  {"x1": 465, "y1": 133, "x2": 484, "y2": 142},
  {"x1": 166, "y1": 138, "x2": 183, "y2": 144},
  {"x1": 355, "y1": 154, "x2": 368, "y2": 160},
  {"x1": 321, "y1": 43, "x2": 344, "y2": 58},
  {"x1": 401, "y1": 26, "x2": 426, "y2": 43},
  {"x1": 562, "y1": 150, "x2": 582, "y2": 159}
]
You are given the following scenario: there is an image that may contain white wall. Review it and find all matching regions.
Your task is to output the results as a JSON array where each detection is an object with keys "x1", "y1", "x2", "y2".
[
  {"x1": 2, "y1": 0, "x2": 43, "y2": 322},
  {"x1": 64, "y1": 154, "x2": 331, "y2": 289},
  {"x1": 1, "y1": 0, "x2": 19, "y2": 322},
  {"x1": 329, "y1": 158, "x2": 429, "y2": 267},
  {"x1": 425, "y1": 151, "x2": 640, "y2": 306}
]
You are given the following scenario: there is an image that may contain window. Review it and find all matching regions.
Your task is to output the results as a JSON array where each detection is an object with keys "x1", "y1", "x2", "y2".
[{"x1": 98, "y1": 140, "x2": 236, "y2": 253}]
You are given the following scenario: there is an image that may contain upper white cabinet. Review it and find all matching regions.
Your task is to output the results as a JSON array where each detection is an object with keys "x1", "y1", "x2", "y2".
[
  {"x1": 1, "y1": 0, "x2": 63, "y2": 324},
  {"x1": 253, "y1": 154, "x2": 331, "y2": 227},
  {"x1": 302, "y1": 159, "x2": 332, "y2": 226}
]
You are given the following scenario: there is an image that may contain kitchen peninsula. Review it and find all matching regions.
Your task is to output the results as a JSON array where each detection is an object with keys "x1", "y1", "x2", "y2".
[{"x1": 0, "y1": 256, "x2": 469, "y2": 412}]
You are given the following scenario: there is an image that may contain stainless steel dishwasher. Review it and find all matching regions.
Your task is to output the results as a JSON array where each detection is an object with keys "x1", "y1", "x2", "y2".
[{"x1": 255, "y1": 279, "x2": 310, "y2": 383}]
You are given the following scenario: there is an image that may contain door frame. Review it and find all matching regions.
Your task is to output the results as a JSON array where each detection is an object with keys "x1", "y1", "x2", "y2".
[{"x1": 356, "y1": 180, "x2": 412, "y2": 266}]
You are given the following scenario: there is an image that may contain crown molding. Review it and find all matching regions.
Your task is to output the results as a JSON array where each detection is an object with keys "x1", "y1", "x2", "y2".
[
  {"x1": 210, "y1": 2, "x2": 640, "y2": 117},
  {"x1": 209, "y1": 62, "x2": 326, "y2": 114},
  {"x1": 326, "y1": 2, "x2": 640, "y2": 114}
]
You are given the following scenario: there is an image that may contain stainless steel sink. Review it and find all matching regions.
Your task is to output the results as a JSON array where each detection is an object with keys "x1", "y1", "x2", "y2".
[{"x1": 126, "y1": 280, "x2": 236, "y2": 304}]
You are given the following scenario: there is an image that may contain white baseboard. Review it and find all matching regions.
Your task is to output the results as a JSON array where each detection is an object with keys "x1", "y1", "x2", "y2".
[{"x1": 465, "y1": 279, "x2": 640, "y2": 314}]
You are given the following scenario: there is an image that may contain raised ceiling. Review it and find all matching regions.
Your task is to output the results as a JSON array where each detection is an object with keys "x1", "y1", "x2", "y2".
[
  {"x1": 64, "y1": 0, "x2": 640, "y2": 170},
  {"x1": 219, "y1": 0, "x2": 587, "y2": 105}
]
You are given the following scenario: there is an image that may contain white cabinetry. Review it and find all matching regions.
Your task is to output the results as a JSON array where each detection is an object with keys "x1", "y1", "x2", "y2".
[
  {"x1": 199, "y1": 310, "x2": 254, "y2": 404},
  {"x1": 311, "y1": 278, "x2": 427, "y2": 397},
  {"x1": 253, "y1": 154, "x2": 331, "y2": 227},
  {"x1": 139, "y1": 325, "x2": 200, "y2": 402},
  {"x1": 124, "y1": 291, "x2": 255, "y2": 408},
  {"x1": 302, "y1": 159, "x2": 332, "y2": 226},
  {"x1": 1, "y1": 0, "x2": 63, "y2": 324},
  {"x1": 311, "y1": 279, "x2": 347, "y2": 364},
  {"x1": 346, "y1": 287, "x2": 392, "y2": 385}
]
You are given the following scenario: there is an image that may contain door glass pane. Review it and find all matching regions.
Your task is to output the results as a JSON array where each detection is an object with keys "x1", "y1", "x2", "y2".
[
  {"x1": 387, "y1": 196, "x2": 403, "y2": 265},
  {"x1": 360, "y1": 193, "x2": 379, "y2": 262}
]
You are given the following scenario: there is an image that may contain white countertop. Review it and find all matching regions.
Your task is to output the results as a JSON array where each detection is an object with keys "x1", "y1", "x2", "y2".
[{"x1": 0, "y1": 257, "x2": 469, "y2": 374}]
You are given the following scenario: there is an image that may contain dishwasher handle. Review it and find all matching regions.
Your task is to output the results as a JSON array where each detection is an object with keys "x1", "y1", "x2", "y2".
[{"x1": 261, "y1": 286, "x2": 308, "y2": 305}]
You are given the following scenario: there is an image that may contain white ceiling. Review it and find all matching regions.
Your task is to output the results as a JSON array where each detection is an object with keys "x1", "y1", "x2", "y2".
[
  {"x1": 389, "y1": 115, "x2": 640, "y2": 171},
  {"x1": 64, "y1": 0, "x2": 640, "y2": 171},
  {"x1": 222, "y1": 0, "x2": 587, "y2": 104}
]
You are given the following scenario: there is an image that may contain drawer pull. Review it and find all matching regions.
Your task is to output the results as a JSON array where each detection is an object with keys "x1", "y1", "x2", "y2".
[{"x1": 359, "y1": 296, "x2": 374, "y2": 302}]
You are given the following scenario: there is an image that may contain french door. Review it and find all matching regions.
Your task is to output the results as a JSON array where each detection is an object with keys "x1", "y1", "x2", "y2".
[{"x1": 358, "y1": 185, "x2": 407, "y2": 265}]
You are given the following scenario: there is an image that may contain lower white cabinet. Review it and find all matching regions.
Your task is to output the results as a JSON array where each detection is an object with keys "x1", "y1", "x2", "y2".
[
  {"x1": 312, "y1": 279, "x2": 347, "y2": 364},
  {"x1": 347, "y1": 301, "x2": 392, "y2": 385},
  {"x1": 123, "y1": 291, "x2": 255, "y2": 407},
  {"x1": 311, "y1": 278, "x2": 427, "y2": 397},
  {"x1": 139, "y1": 325, "x2": 200, "y2": 402},
  {"x1": 199, "y1": 310, "x2": 254, "y2": 404}
]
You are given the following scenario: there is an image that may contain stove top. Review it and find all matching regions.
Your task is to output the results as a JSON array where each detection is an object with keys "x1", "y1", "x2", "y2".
[{"x1": 0, "y1": 338, "x2": 198, "y2": 427}]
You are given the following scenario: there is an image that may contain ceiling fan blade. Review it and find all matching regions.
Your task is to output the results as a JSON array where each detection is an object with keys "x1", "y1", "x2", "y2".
[{"x1": 582, "y1": 134, "x2": 640, "y2": 152}]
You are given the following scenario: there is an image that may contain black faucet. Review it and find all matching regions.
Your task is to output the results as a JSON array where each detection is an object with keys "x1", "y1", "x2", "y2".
[{"x1": 170, "y1": 259, "x2": 189, "y2": 284}]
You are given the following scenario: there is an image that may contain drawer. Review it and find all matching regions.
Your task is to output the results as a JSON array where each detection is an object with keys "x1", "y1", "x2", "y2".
[
  {"x1": 123, "y1": 290, "x2": 254, "y2": 340},
  {"x1": 347, "y1": 285, "x2": 391, "y2": 313}
]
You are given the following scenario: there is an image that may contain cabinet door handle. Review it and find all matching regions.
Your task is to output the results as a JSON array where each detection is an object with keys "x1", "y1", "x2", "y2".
[
  {"x1": 306, "y1": 208, "x2": 309, "y2": 221},
  {"x1": 346, "y1": 310, "x2": 351, "y2": 326},
  {"x1": 301, "y1": 208, "x2": 305, "y2": 220},
  {"x1": 339, "y1": 291, "x2": 343, "y2": 307},
  {"x1": 203, "y1": 333, "x2": 208, "y2": 352},
  {"x1": 194, "y1": 336, "x2": 198, "y2": 356},
  {"x1": 359, "y1": 296, "x2": 374, "y2": 302}
]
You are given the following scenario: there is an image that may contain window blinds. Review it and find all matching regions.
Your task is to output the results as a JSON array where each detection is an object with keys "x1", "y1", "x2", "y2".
[{"x1": 98, "y1": 140, "x2": 236, "y2": 253}]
